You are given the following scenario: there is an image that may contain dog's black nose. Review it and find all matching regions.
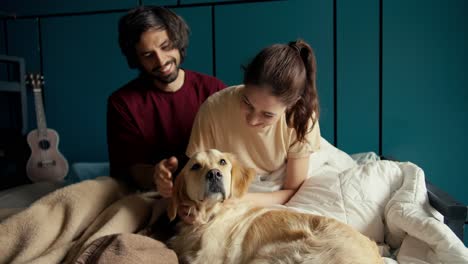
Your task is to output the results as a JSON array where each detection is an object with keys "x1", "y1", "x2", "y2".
[{"x1": 206, "y1": 169, "x2": 223, "y2": 181}]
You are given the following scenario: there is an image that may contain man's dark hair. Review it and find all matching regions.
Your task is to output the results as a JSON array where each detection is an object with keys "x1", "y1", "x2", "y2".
[{"x1": 118, "y1": 6, "x2": 190, "y2": 69}]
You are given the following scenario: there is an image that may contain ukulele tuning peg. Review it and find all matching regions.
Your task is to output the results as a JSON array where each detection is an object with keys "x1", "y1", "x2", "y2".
[{"x1": 25, "y1": 73, "x2": 33, "y2": 86}]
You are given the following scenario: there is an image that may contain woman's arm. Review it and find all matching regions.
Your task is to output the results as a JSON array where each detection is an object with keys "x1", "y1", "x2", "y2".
[{"x1": 243, "y1": 155, "x2": 310, "y2": 206}]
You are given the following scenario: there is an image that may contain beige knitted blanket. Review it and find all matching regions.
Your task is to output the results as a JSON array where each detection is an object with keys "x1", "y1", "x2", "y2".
[{"x1": 0, "y1": 176, "x2": 165, "y2": 264}]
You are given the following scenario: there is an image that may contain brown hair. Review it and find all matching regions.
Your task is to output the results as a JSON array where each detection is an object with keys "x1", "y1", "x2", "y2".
[
  {"x1": 118, "y1": 6, "x2": 190, "y2": 69},
  {"x1": 243, "y1": 39, "x2": 320, "y2": 142}
]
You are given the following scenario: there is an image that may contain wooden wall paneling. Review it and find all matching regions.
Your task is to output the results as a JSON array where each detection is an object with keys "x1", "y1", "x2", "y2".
[{"x1": 215, "y1": 0, "x2": 335, "y2": 143}]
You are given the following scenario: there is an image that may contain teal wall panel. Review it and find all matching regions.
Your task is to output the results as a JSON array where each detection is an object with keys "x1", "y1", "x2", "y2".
[
  {"x1": 40, "y1": 13, "x2": 135, "y2": 164},
  {"x1": 0, "y1": 21, "x2": 5, "y2": 54},
  {"x1": 0, "y1": 21, "x2": 6, "y2": 77},
  {"x1": 337, "y1": 0, "x2": 379, "y2": 154},
  {"x1": 383, "y1": 0, "x2": 468, "y2": 210},
  {"x1": 38, "y1": 7, "x2": 214, "y2": 164},
  {"x1": 1, "y1": 0, "x2": 137, "y2": 17},
  {"x1": 0, "y1": 21, "x2": 10, "y2": 130},
  {"x1": 5, "y1": 19, "x2": 40, "y2": 73},
  {"x1": 5, "y1": 19, "x2": 40, "y2": 133},
  {"x1": 143, "y1": 0, "x2": 178, "y2": 6},
  {"x1": 173, "y1": 6, "x2": 213, "y2": 76},
  {"x1": 215, "y1": 0, "x2": 335, "y2": 143},
  {"x1": 181, "y1": 0, "x2": 233, "y2": 4}
]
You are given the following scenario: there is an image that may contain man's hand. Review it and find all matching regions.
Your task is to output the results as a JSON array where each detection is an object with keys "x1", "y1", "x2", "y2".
[{"x1": 154, "y1": 157, "x2": 178, "y2": 197}]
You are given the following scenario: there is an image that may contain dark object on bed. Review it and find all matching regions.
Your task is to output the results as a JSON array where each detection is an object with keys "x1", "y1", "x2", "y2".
[
  {"x1": 381, "y1": 156, "x2": 467, "y2": 241},
  {"x1": 425, "y1": 181, "x2": 468, "y2": 241}
]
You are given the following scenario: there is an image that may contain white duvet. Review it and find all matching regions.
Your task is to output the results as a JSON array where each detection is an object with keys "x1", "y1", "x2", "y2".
[{"x1": 249, "y1": 138, "x2": 468, "y2": 264}]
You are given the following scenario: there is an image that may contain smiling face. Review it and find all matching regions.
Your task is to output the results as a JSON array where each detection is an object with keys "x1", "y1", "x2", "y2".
[
  {"x1": 240, "y1": 84, "x2": 287, "y2": 129},
  {"x1": 135, "y1": 28, "x2": 182, "y2": 90}
]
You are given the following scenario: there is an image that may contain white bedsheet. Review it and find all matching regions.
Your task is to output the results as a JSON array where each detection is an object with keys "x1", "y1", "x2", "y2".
[{"x1": 251, "y1": 138, "x2": 468, "y2": 264}]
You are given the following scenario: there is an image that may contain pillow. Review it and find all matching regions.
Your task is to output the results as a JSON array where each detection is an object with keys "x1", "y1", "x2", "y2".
[
  {"x1": 308, "y1": 137, "x2": 357, "y2": 177},
  {"x1": 67, "y1": 162, "x2": 110, "y2": 183}
]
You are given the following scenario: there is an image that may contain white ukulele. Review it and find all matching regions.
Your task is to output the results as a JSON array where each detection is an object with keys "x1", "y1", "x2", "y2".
[{"x1": 26, "y1": 73, "x2": 69, "y2": 182}]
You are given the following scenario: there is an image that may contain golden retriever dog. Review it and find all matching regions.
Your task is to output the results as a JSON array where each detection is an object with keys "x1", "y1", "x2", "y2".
[{"x1": 168, "y1": 149, "x2": 383, "y2": 264}]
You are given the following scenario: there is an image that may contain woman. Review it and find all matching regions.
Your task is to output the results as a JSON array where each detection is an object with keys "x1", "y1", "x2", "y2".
[{"x1": 157, "y1": 39, "x2": 321, "y2": 218}]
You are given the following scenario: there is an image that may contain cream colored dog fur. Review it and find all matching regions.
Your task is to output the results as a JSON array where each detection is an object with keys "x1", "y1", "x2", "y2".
[{"x1": 168, "y1": 149, "x2": 383, "y2": 264}]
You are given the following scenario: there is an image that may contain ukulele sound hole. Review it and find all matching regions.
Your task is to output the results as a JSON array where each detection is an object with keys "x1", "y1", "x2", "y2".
[{"x1": 39, "y1": 140, "x2": 51, "y2": 150}]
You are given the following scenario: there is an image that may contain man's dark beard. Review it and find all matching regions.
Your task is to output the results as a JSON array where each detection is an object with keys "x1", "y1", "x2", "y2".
[{"x1": 139, "y1": 60, "x2": 180, "y2": 84}]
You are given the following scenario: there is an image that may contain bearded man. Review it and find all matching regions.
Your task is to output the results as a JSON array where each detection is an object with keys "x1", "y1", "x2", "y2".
[{"x1": 107, "y1": 6, "x2": 226, "y2": 190}]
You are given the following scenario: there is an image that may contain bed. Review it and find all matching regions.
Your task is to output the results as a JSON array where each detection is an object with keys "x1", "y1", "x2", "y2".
[{"x1": 0, "y1": 138, "x2": 467, "y2": 263}]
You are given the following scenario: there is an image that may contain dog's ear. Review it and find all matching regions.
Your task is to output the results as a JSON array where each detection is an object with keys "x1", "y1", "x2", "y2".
[
  {"x1": 227, "y1": 153, "x2": 256, "y2": 198},
  {"x1": 167, "y1": 169, "x2": 189, "y2": 221}
]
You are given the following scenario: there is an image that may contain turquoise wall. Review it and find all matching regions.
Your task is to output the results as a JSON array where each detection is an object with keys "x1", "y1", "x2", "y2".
[
  {"x1": 382, "y1": 0, "x2": 468, "y2": 243},
  {"x1": 1, "y1": 0, "x2": 467, "y2": 244},
  {"x1": 215, "y1": 0, "x2": 334, "y2": 140},
  {"x1": 337, "y1": 0, "x2": 380, "y2": 154},
  {"x1": 383, "y1": 0, "x2": 468, "y2": 210}
]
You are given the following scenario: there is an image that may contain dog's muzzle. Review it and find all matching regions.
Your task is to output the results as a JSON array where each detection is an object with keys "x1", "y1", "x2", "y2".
[{"x1": 205, "y1": 169, "x2": 226, "y2": 199}]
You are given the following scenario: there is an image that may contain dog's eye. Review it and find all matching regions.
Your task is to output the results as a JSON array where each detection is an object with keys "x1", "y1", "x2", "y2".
[
  {"x1": 191, "y1": 163, "x2": 201, "y2": 170},
  {"x1": 219, "y1": 159, "x2": 227, "y2": 165}
]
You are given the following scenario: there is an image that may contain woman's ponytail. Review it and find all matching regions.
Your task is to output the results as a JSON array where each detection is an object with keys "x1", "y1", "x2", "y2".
[{"x1": 285, "y1": 40, "x2": 320, "y2": 142}]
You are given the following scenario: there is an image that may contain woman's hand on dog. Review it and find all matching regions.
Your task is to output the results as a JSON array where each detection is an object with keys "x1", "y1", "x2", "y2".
[{"x1": 154, "y1": 157, "x2": 178, "y2": 197}]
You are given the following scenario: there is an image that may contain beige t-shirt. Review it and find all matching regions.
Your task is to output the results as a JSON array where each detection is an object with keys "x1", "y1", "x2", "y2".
[{"x1": 186, "y1": 85, "x2": 321, "y2": 175}]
